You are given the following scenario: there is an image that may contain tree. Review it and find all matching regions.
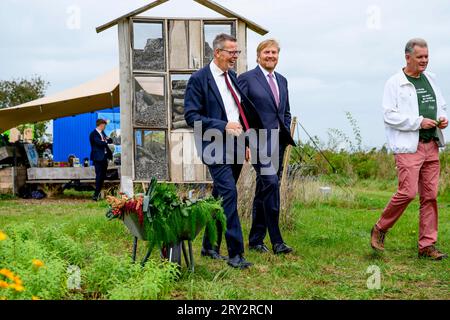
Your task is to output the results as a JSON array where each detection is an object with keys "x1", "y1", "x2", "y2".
[{"x1": 0, "y1": 76, "x2": 50, "y2": 141}]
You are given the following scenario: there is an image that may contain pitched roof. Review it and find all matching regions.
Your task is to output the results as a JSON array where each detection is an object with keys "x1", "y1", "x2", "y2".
[{"x1": 96, "y1": 0, "x2": 268, "y2": 35}]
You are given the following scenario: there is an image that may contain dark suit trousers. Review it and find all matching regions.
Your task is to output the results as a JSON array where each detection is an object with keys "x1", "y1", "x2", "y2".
[
  {"x1": 203, "y1": 163, "x2": 244, "y2": 258},
  {"x1": 249, "y1": 144, "x2": 286, "y2": 247},
  {"x1": 93, "y1": 159, "x2": 108, "y2": 197}
]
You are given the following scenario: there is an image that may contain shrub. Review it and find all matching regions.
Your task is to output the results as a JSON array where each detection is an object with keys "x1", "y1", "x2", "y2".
[{"x1": 0, "y1": 223, "x2": 179, "y2": 300}]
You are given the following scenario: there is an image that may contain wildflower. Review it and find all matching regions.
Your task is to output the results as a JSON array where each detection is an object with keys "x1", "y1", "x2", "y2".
[
  {"x1": 0, "y1": 280, "x2": 9, "y2": 289},
  {"x1": 32, "y1": 259, "x2": 45, "y2": 268},
  {"x1": 0, "y1": 269, "x2": 14, "y2": 280},
  {"x1": 12, "y1": 276, "x2": 22, "y2": 285},
  {"x1": 9, "y1": 283, "x2": 25, "y2": 292},
  {"x1": 32, "y1": 296, "x2": 40, "y2": 300},
  {"x1": 0, "y1": 231, "x2": 7, "y2": 241}
]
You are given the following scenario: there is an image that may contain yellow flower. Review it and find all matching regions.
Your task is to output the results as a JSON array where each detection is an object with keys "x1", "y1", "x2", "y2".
[
  {"x1": 32, "y1": 296, "x2": 40, "y2": 300},
  {"x1": 0, "y1": 280, "x2": 9, "y2": 289},
  {"x1": 32, "y1": 259, "x2": 45, "y2": 268},
  {"x1": 0, "y1": 231, "x2": 7, "y2": 241},
  {"x1": 0, "y1": 296, "x2": 7, "y2": 300},
  {"x1": 9, "y1": 283, "x2": 25, "y2": 292}
]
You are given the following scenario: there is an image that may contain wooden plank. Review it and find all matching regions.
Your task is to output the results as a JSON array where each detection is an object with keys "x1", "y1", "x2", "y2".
[
  {"x1": 0, "y1": 182, "x2": 12, "y2": 189},
  {"x1": 170, "y1": 132, "x2": 184, "y2": 182},
  {"x1": 280, "y1": 117, "x2": 297, "y2": 195},
  {"x1": 236, "y1": 20, "x2": 247, "y2": 74},
  {"x1": 182, "y1": 132, "x2": 196, "y2": 181},
  {"x1": 189, "y1": 20, "x2": 202, "y2": 69},
  {"x1": 27, "y1": 167, "x2": 97, "y2": 180},
  {"x1": 96, "y1": 0, "x2": 169, "y2": 33},
  {"x1": 0, "y1": 167, "x2": 13, "y2": 177},
  {"x1": 169, "y1": 20, "x2": 189, "y2": 70},
  {"x1": 193, "y1": 0, "x2": 269, "y2": 35},
  {"x1": 118, "y1": 19, "x2": 135, "y2": 196}
]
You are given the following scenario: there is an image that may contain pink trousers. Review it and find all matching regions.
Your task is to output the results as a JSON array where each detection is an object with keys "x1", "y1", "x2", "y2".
[{"x1": 376, "y1": 141, "x2": 440, "y2": 250}]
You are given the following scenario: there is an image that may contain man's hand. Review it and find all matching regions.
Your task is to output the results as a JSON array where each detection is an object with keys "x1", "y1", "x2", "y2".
[
  {"x1": 226, "y1": 122, "x2": 243, "y2": 137},
  {"x1": 420, "y1": 118, "x2": 437, "y2": 129},
  {"x1": 245, "y1": 147, "x2": 251, "y2": 162},
  {"x1": 437, "y1": 117, "x2": 448, "y2": 129}
]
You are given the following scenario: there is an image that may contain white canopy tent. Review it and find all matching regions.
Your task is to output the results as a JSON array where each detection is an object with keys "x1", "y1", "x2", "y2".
[{"x1": 0, "y1": 68, "x2": 120, "y2": 133}]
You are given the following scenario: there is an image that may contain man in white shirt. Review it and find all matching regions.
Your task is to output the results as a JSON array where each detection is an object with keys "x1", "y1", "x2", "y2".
[
  {"x1": 184, "y1": 33, "x2": 263, "y2": 269},
  {"x1": 371, "y1": 38, "x2": 448, "y2": 260}
]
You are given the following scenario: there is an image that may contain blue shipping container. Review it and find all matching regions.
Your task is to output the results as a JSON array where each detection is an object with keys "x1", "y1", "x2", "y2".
[{"x1": 53, "y1": 107, "x2": 120, "y2": 163}]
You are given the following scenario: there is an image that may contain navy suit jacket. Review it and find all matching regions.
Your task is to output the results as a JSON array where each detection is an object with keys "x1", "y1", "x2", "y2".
[
  {"x1": 184, "y1": 64, "x2": 263, "y2": 163},
  {"x1": 238, "y1": 67, "x2": 296, "y2": 147},
  {"x1": 89, "y1": 130, "x2": 113, "y2": 162}
]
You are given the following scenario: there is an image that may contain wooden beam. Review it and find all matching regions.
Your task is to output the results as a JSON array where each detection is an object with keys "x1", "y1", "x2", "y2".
[
  {"x1": 280, "y1": 117, "x2": 298, "y2": 196},
  {"x1": 118, "y1": 19, "x2": 134, "y2": 197},
  {"x1": 96, "y1": 0, "x2": 169, "y2": 33},
  {"x1": 193, "y1": 0, "x2": 269, "y2": 35}
]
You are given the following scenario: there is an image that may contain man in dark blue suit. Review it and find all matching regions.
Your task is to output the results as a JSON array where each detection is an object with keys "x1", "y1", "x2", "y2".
[
  {"x1": 238, "y1": 39, "x2": 295, "y2": 255},
  {"x1": 184, "y1": 33, "x2": 263, "y2": 269},
  {"x1": 90, "y1": 119, "x2": 113, "y2": 201}
]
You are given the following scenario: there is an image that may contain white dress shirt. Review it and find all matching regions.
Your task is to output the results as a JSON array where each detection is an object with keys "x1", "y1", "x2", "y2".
[
  {"x1": 210, "y1": 61, "x2": 240, "y2": 122},
  {"x1": 96, "y1": 128, "x2": 107, "y2": 154},
  {"x1": 258, "y1": 64, "x2": 280, "y2": 101},
  {"x1": 96, "y1": 128, "x2": 105, "y2": 141}
]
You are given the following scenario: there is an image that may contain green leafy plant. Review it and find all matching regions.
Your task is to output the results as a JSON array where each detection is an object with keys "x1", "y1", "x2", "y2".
[{"x1": 106, "y1": 178, "x2": 227, "y2": 249}]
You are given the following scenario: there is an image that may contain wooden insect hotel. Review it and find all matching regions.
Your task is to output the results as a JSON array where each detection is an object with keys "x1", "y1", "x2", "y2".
[{"x1": 96, "y1": 0, "x2": 268, "y2": 196}]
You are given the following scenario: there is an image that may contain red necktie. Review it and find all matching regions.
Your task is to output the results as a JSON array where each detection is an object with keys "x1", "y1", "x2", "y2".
[{"x1": 224, "y1": 71, "x2": 250, "y2": 131}]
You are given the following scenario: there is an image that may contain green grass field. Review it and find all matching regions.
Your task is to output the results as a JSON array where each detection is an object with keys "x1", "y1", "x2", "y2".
[{"x1": 0, "y1": 180, "x2": 448, "y2": 300}]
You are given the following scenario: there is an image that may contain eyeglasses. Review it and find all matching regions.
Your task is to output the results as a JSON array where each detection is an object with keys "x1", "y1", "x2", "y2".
[{"x1": 219, "y1": 49, "x2": 242, "y2": 56}]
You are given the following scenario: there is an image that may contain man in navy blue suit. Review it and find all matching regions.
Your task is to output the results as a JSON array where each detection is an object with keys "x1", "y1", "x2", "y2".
[
  {"x1": 184, "y1": 33, "x2": 263, "y2": 269},
  {"x1": 238, "y1": 39, "x2": 295, "y2": 255},
  {"x1": 89, "y1": 119, "x2": 113, "y2": 201}
]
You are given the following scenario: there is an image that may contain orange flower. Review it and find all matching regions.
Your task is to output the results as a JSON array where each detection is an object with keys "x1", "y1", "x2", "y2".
[
  {"x1": 0, "y1": 269, "x2": 15, "y2": 280},
  {"x1": 0, "y1": 280, "x2": 9, "y2": 289},
  {"x1": 9, "y1": 283, "x2": 25, "y2": 292},
  {"x1": 12, "y1": 276, "x2": 22, "y2": 285},
  {"x1": 32, "y1": 259, "x2": 45, "y2": 268}
]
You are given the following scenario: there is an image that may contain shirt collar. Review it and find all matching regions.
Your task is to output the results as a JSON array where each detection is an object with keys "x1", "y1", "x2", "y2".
[
  {"x1": 399, "y1": 68, "x2": 427, "y2": 86},
  {"x1": 96, "y1": 128, "x2": 103, "y2": 135},
  {"x1": 210, "y1": 61, "x2": 227, "y2": 77},
  {"x1": 258, "y1": 64, "x2": 276, "y2": 78}
]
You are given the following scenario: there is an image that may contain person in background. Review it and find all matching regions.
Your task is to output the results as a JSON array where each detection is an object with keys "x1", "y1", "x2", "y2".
[
  {"x1": 371, "y1": 38, "x2": 448, "y2": 260},
  {"x1": 90, "y1": 119, "x2": 113, "y2": 201}
]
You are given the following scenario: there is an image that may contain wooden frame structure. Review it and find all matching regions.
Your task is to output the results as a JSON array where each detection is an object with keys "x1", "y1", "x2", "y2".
[{"x1": 97, "y1": 0, "x2": 269, "y2": 196}]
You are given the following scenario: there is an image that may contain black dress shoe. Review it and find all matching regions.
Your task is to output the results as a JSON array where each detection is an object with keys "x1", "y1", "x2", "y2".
[
  {"x1": 92, "y1": 195, "x2": 99, "y2": 202},
  {"x1": 273, "y1": 243, "x2": 293, "y2": 255},
  {"x1": 249, "y1": 244, "x2": 270, "y2": 253},
  {"x1": 201, "y1": 249, "x2": 227, "y2": 260},
  {"x1": 227, "y1": 255, "x2": 253, "y2": 269}
]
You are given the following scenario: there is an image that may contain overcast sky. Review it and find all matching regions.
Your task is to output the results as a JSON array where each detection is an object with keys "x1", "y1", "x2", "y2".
[{"x1": 1, "y1": 0, "x2": 449, "y2": 148}]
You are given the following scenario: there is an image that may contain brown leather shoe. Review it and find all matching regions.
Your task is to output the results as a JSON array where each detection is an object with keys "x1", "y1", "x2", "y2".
[
  {"x1": 418, "y1": 246, "x2": 448, "y2": 260},
  {"x1": 370, "y1": 225, "x2": 386, "y2": 251}
]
